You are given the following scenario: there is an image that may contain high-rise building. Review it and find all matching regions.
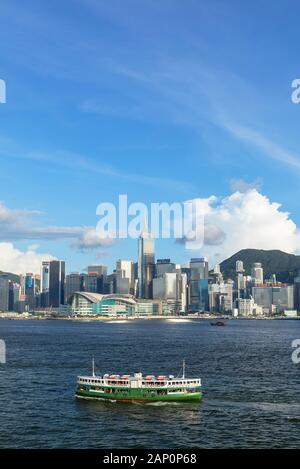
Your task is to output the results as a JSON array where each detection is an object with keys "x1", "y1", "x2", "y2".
[
  {"x1": 294, "y1": 271, "x2": 300, "y2": 311},
  {"x1": 8, "y1": 282, "x2": 21, "y2": 311},
  {"x1": 25, "y1": 273, "x2": 36, "y2": 311},
  {"x1": 236, "y1": 260, "x2": 244, "y2": 273},
  {"x1": 87, "y1": 265, "x2": 107, "y2": 279},
  {"x1": 251, "y1": 262, "x2": 264, "y2": 285},
  {"x1": 189, "y1": 258, "x2": 209, "y2": 310},
  {"x1": 105, "y1": 273, "x2": 116, "y2": 294},
  {"x1": 49, "y1": 260, "x2": 65, "y2": 307},
  {"x1": 153, "y1": 272, "x2": 187, "y2": 314},
  {"x1": 116, "y1": 260, "x2": 135, "y2": 294},
  {"x1": 0, "y1": 275, "x2": 9, "y2": 311},
  {"x1": 199, "y1": 279, "x2": 209, "y2": 312},
  {"x1": 65, "y1": 273, "x2": 84, "y2": 303},
  {"x1": 156, "y1": 259, "x2": 176, "y2": 278},
  {"x1": 82, "y1": 272, "x2": 104, "y2": 294},
  {"x1": 209, "y1": 280, "x2": 233, "y2": 313},
  {"x1": 252, "y1": 284, "x2": 294, "y2": 313},
  {"x1": 40, "y1": 261, "x2": 50, "y2": 308},
  {"x1": 138, "y1": 227, "x2": 155, "y2": 299}
]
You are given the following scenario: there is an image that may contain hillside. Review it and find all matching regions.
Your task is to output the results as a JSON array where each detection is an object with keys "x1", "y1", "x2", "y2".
[{"x1": 220, "y1": 249, "x2": 300, "y2": 283}]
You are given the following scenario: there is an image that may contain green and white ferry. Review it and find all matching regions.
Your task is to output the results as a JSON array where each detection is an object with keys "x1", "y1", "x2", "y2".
[{"x1": 76, "y1": 360, "x2": 202, "y2": 403}]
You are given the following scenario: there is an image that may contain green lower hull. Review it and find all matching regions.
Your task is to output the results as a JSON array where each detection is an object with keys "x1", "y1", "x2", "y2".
[{"x1": 76, "y1": 388, "x2": 202, "y2": 402}]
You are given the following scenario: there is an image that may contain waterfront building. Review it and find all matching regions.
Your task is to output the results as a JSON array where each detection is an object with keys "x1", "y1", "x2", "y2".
[
  {"x1": 199, "y1": 279, "x2": 209, "y2": 312},
  {"x1": 68, "y1": 291, "x2": 162, "y2": 316},
  {"x1": 209, "y1": 280, "x2": 233, "y2": 313},
  {"x1": 252, "y1": 284, "x2": 294, "y2": 313},
  {"x1": 294, "y1": 270, "x2": 300, "y2": 311},
  {"x1": 237, "y1": 298, "x2": 263, "y2": 317},
  {"x1": 138, "y1": 226, "x2": 155, "y2": 299},
  {"x1": 153, "y1": 272, "x2": 188, "y2": 313},
  {"x1": 136, "y1": 299, "x2": 161, "y2": 316},
  {"x1": 92, "y1": 296, "x2": 136, "y2": 316},
  {"x1": 49, "y1": 260, "x2": 65, "y2": 307}
]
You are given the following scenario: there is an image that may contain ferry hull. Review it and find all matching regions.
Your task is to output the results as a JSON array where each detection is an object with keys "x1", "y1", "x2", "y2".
[{"x1": 76, "y1": 388, "x2": 202, "y2": 402}]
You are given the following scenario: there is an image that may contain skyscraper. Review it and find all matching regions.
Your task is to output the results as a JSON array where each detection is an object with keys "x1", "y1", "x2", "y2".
[
  {"x1": 189, "y1": 257, "x2": 209, "y2": 310},
  {"x1": 87, "y1": 265, "x2": 107, "y2": 279},
  {"x1": 138, "y1": 226, "x2": 155, "y2": 299},
  {"x1": 25, "y1": 273, "x2": 36, "y2": 311},
  {"x1": 0, "y1": 275, "x2": 9, "y2": 311},
  {"x1": 251, "y1": 262, "x2": 264, "y2": 285},
  {"x1": 65, "y1": 273, "x2": 84, "y2": 303},
  {"x1": 156, "y1": 259, "x2": 176, "y2": 278},
  {"x1": 116, "y1": 260, "x2": 135, "y2": 295},
  {"x1": 41, "y1": 261, "x2": 50, "y2": 308},
  {"x1": 236, "y1": 260, "x2": 244, "y2": 273},
  {"x1": 49, "y1": 260, "x2": 65, "y2": 307},
  {"x1": 82, "y1": 272, "x2": 104, "y2": 294}
]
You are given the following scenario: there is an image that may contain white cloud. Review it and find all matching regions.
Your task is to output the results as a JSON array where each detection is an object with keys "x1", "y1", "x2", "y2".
[
  {"x1": 229, "y1": 177, "x2": 263, "y2": 193},
  {"x1": 185, "y1": 189, "x2": 300, "y2": 265},
  {"x1": 71, "y1": 228, "x2": 115, "y2": 251},
  {"x1": 0, "y1": 202, "x2": 114, "y2": 253},
  {"x1": 0, "y1": 242, "x2": 56, "y2": 275}
]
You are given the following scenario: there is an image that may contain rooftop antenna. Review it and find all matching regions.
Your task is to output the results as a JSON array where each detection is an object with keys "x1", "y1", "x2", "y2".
[
  {"x1": 92, "y1": 357, "x2": 95, "y2": 377},
  {"x1": 182, "y1": 359, "x2": 186, "y2": 379}
]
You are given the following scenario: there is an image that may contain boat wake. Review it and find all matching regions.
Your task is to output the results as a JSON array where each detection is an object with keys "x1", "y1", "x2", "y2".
[
  {"x1": 166, "y1": 319, "x2": 192, "y2": 323},
  {"x1": 106, "y1": 320, "x2": 129, "y2": 324}
]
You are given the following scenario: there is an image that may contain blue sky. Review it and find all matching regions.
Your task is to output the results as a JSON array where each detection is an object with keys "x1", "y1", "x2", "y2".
[{"x1": 1, "y1": 0, "x2": 300, "y2": 274}]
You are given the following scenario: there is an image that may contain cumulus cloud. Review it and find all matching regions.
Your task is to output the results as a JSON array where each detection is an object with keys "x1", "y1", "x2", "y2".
[
  {"x1": 176, "y1": 223, "x2": 226, "y2": 246},
  {"x1": 71, "y1": 228, "x2": 115, "y2": 251},
  {"x1": 0, "y1": 242, "x2": 56, "y2": 275},
  {"x1": 229, "y1": 178, "x2": 263, "y2": 193},
  {"x1": 183, "y1": 189, "x2": 300, "y2": 265},
  {"x1": 204, "y1": 224, "x2": 226, "y2": 246}
]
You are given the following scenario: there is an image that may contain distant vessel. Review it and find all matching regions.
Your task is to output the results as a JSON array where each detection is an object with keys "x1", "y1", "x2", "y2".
[
  {"x1": 211, "y1": 320, "x2": 226, "y2": 326},
  {"x1": 76, "y1": 360, "x2": 202, "y2": 402}
]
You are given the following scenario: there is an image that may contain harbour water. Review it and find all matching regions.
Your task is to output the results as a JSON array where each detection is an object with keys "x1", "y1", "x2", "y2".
[{"x1": 0, "y1": 319, "x2": 299, "y2": 448}]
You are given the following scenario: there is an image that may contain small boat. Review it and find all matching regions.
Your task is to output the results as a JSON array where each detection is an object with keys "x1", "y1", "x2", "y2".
[
  {"x1": 210, "y1": 320, "x2": 226, "y2": 326},
  {"x1": 75, "y1": 360, "x2": 202, "y2": 403}
]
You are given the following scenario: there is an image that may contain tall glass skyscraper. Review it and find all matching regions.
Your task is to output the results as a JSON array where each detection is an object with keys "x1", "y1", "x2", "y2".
[
  {"x1": 189, "y1": 257, "x2": 209, "y2": 310},
  {"x1": 41, "y1": 261, "x2": 50, "y2": 308},
  {"x1": 138, "y1": 227, "x2": 155, "y2": 299},
  {"x1": 49, "y1": 260, "x2": 65, "y2": 307}
]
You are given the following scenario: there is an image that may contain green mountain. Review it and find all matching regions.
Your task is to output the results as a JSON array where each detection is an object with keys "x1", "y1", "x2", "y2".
[
  {"x1": 220, "y1": 249, "x2": 300, "y2": 283},
  {"x1": 0, "y1": 271, "x2": 20, "y2": 283}
]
